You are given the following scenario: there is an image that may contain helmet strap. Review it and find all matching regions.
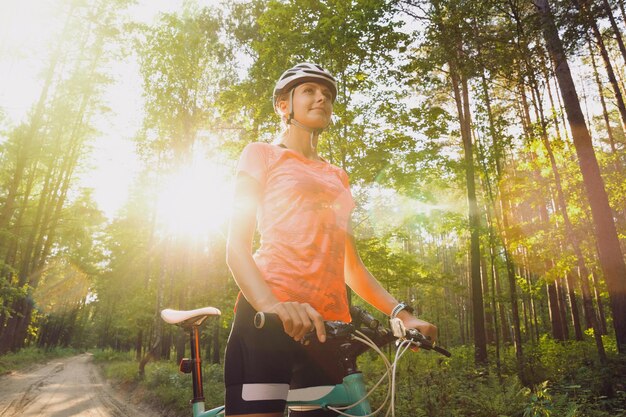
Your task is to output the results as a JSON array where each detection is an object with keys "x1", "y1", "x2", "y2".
[
  {"x1": 285, "y1": 88, "x2": 322, "y2": 152},
  {"x1": 287, "y1": 88, "x2": 295, "y2": 124},
  {"x1": 289, "y1": 118, "x2": 322, "y2": 135},
  {"x1": 286, "y1": 88, "x2": 324, "y2": 138}
]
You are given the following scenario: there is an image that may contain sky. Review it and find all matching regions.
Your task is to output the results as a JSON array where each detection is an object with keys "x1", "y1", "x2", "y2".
[{"x1": 0, "y1": 0, "x2": 224, "y2": 219}]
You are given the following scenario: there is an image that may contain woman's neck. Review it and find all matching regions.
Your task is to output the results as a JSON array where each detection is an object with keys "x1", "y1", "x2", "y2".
[{"x1": 280, "y1": 126, "x2": 320, "y2": 160}]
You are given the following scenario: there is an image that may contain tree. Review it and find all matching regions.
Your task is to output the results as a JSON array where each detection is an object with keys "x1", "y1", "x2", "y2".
[
  {"x1": 132, "y1": 4, "x2": 236, "y2": 371},
  {"x1": 399, "y1": 0, "x2": 492, "y2": 365},
  {"x1": 0, "y1": 0, "x2": 129, "y2": 353},
  {"x1": 534, "y1": 0, "x2": 626, "y2": 354}
]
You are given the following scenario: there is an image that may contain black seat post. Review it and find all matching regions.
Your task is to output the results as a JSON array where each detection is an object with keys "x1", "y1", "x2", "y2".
[{"x1": 189, "y1": 325, "x2": 205, "y2": 403}]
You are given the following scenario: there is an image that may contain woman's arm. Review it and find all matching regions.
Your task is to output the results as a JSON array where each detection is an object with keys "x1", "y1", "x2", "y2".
[
  {"x1": 344, "y1": 222, "x2": 437, "y2": 340},
  {"x1": 226, "y1": 172, "x2": 325, "y2": 342}
]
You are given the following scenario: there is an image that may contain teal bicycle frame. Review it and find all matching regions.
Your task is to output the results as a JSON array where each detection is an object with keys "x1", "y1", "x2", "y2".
[
  {"x1": 174, "y1": 316, "x2": 375, "y2": 417},
  {"x1": 162, "y1": 306, "x2": 449, "y2": 417}
]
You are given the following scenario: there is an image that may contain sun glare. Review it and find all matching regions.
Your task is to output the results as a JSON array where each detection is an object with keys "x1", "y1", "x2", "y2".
[{"x1": 155, "y1": 152, "x2": 233, "y2": 238}]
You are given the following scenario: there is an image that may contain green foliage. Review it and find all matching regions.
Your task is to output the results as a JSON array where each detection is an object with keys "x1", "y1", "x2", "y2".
[
  {"x1": 142, "y1": 361, "x2": 192, "y2": 410},
  {"x1": 92, "y1": 348, "x2": 136, "y2": 363},
  {"x1": 222, "y1": 0, "x2": 417, "y2": 183},
  {"x1": 356, "y1": 337, "x2": 626, "y2": 416},
  {"x1": 0, "y1": 347, "x2": 79, "y2": 375},
  {"x1": 95, "y1": 353, "x2": 224, "y2": 415},
  {"x1": 360, "y1": 345, "x2": 528, "y2": 416},
  {"x1": 89, "y1": 326, "x2": 625, "y2": 416},
  {"x1": 522, "y1": 381, "x2": 553, "y2": 417},
  {"x1": 521, "y1": 335, "x2": 609, "y2": 388},
  {"x1": 2, "y1": 3, "x2": 626, "y2": 417},
  {"x1": 0, "y1": 0, "x2": 129, "y2": 353},
  {"x1": 0, "y1": 276, "x2": 28, "y2": 316},
  {"x1": 101, "y1": 360, "x2": 142, "y2": 384},
  {"x1": 134, "y1": 4, "x2": 235, "y2": 163}
]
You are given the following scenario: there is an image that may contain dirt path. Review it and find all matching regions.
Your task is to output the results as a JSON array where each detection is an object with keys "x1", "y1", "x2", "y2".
[{"x1": 0, "y1": 353, "x2": 155, "y2": 417}]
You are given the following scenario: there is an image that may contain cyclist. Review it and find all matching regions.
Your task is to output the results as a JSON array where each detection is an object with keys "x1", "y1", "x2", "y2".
[{"x1": 225, "y1": 62, "x2": 437, "y2": 417}]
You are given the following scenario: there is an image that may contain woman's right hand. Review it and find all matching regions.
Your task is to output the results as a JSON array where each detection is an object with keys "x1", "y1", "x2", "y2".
[{"x1": 268, "y1": 301, "x2": 326, "y2": 343}]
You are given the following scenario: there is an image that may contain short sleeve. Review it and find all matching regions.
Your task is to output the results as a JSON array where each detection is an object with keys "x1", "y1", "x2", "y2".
[
  {"x1": 338, "y1": 168, "x2": 351, "y2": 189},
  {"x1": 236, "y1": 142, "x2": 269, "y2": 186},
  {"x1": 336, "y1": 167, "x2": 355, "y2": 212}
]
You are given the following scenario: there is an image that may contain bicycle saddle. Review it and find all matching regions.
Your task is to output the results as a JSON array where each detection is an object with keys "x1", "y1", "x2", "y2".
[{"x1": 161, "y1": 306, "x2": 221, "y2": 327}]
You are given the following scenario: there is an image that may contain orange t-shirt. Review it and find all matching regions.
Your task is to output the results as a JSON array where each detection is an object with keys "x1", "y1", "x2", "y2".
[{"x1": 236, "y1": 142, "x2": 355, "y2": 322}]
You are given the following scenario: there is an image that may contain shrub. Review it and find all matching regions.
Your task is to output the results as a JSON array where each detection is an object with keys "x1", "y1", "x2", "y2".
[
  {"x1": 0, "y1": 347, "x2": 78, "y2": 374},
  {"x1": 95, "y1": 355, "x2": 225, "y2": 415}
]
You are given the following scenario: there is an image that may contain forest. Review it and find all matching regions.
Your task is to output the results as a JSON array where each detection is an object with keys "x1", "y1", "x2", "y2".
[{"x1": 1, "y1": 0, "x2": 626, "y2": 415}]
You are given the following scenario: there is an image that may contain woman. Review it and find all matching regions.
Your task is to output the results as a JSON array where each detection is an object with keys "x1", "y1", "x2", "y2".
[{"x1": 225, "y1": 63, "x2": 437, "y2": 417}]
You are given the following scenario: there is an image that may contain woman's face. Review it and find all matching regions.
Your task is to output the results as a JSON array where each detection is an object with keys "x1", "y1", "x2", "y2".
[{"x1": 279, "y1": 82, "x2": 333, "y2": 129}]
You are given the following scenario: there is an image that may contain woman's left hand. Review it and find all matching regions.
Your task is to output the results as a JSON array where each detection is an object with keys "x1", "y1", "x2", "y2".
[{"x1": 397, "y1": 310, "x2": 438, "y2": 342}]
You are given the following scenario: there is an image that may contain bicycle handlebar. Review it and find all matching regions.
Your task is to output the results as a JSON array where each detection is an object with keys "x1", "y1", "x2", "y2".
[
  {"x1": 253, "y1": 308, "x2": 451, "y2": 357},
  {"x1": 253, "y1": 311, "x2": 356, "y2": 339},
  {"x1": 404, "y1": 328, "x2": 452, "y2": 357}
]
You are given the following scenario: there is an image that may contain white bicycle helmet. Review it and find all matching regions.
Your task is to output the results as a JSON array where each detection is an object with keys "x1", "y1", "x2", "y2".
[{"x1": 273, "y1": 62, "x2": 338, "y2": 108}]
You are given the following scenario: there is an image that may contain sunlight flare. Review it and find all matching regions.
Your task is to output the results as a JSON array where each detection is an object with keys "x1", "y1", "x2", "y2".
[{"x1": 155, "y1": 152, "x2": 233, "y2": 238}]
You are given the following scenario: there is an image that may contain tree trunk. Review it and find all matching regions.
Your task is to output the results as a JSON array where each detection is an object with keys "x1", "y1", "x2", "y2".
[
  {"x1": 601, "y1": 0, "x2": 626, "y2": 63},
  {"x1": 473, "y1": 78, "x2": 502, "y2": 366},
  {"x1": 547, "y1": 282, "x2": 565, "y2": 340},
  {"x1": 529, "y1": 67, "x2": 606, "y2": 358},
  {"x1": 175, "y1": 332, "x2": 186, "y2": 365},
  {"x1": 536, "y1": 0, "x2": 626, "y2": 354},
  {"x1": 450, "y1": 63, "x2": 488, "y2": 365},
  {"x1": 579, "y1": 0, "x2": 626, "y2": 134},
  {"x1": 587, "y1": 36, "x2": 624, "y2": 171},
  {"x1": 618, "y1": 0, "x2": 626, "y2": 24},
  {"x1": 535, "y1": 76, "x2": 607, "y2": 358},
  {"x1": 139, "y1": 239, "x2": 168, "y2": 375},
  {"x1": 135, "y1": 330, "x2": 143, "y2": 361},
  {"x1": 1, "y1": 14, "x2": 106, "y2": 352},
  {"x1": 617, "y1": 0, "x2": 626, "y2": 23},
  {"x1": 478, "y1": 71, "x2": 512, "y2": 348},
  {"x1": 0, "y1": 6, "x2": 75, "y2": 241},
  {"x1": 565, "y1": 272, "x2": 583, "y2": 341},
  {"x1": 9, "y1": 127, "x2": 85, "y2": 351},
  {"x1": 211, "y1": 323, "x2": 220, "y2": 364},
  {"x1": 550, "y1": 69, "x2": 571, "y2": 144},
  {"x1": 591, "y1": 270, "x2": 608, "y2": 335},
  {"x1": 480, "y1": 255, "x2": 495, "y2": 344},
  {"x1": 524, "y1": 269, "x2": 540, "y2": 343},
  {"x1": 556, "y1": 278, "x2": 570, "y2": 340},
  {"x1": 541, "y1": 55, "x2": 565, "y2": 144}
]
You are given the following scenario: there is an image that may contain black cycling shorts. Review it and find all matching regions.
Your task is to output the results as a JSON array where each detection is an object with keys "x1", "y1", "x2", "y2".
[{"x1": 224, "y1": 297, "x2": 344, "y2": 416}]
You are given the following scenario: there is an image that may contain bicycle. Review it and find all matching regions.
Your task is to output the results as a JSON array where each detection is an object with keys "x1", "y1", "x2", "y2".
[{"x1": 161, "y1": 305, "x2": 451, "y2": 416}]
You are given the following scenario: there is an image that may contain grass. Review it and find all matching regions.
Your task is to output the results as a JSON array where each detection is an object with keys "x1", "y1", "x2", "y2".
[
  {"x1": 0, "y1": 346, "x2": 80, "y2": 375},
  {"x1": 53, "y1": 339, "x2": 626, "y2": 417},
  {"x1": 356, "y1": 337, "x2": 626, "y2": 417},
  {"x1": 92, "y1": 349, "x2": 224, "y2": 416}
]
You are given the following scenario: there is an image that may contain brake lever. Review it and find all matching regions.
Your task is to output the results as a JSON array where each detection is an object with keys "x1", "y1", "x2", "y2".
[
  {"x1": 391, "y1": 319, "x2": 452, "y2": 357},
  {"x1": 406, "y1": 329, "x2": 452, "y2": 357}
]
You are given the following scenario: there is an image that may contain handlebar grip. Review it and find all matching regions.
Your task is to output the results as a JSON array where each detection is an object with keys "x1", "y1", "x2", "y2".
[
  {"x1": 433, "y1": 345, "x2": 452, "y2": 357},
  {"x1": 350, "y1": 306, "x2": 380, "y2": 329},
  {"x1": 253, "y1": 312, "x2": 328, "y2": 345},
  {"x1": 254, "y1": 311, "x2": 281, "y2": 329},
  {"x1": 406, "y1": 328, "x2": 452, "y2": 357}
]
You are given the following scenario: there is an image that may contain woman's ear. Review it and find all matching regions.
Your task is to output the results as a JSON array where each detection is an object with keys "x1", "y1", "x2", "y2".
[{"x1": 276, "y1": 98, "x2": 288, "y2": 116}]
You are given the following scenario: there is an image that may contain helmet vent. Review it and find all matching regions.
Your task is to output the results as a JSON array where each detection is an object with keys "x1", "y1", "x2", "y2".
[{"x1": 272, "y1": 62, "x2": 338, "y2": 107}]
